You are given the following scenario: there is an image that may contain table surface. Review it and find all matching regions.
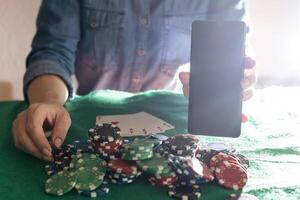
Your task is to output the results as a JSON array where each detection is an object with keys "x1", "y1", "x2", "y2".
[{"x1": 0, "y1": 88, "x2": 300, "y2": 200}]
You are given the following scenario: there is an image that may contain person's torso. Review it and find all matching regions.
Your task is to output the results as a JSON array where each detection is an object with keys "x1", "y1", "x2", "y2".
[{"x1": 75, "y1": 0, "x2": 210, "y2": 94}]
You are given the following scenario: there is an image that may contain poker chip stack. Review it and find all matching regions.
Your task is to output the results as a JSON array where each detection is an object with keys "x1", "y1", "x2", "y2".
[
  {"x1": 43, "y1": 127, "x2": 251, "y2": 199},
  {"x1": 195, "y1": 143, "x2": 249, "y2": 191},
  {"x1": 106, "y1": 158, "x2": 142, "y2": 184},
  {"x1": 137, "y1": 154, "x2": 177, "y2": 187},
  {"x1": 45, "y1": 152, "x2": 109, "y2": 198},
  {"x1": 167, "y1": 154, "x2": 215, "y2": 199},
  {"x1": 121, "y1": 138, "x2": 155, "y2": 160},
  {"x1": 89, "y1": 123, "x2": 123, "y2": 160},
  {"x1": 156, "y1": 134, "x2": 201, "y2": 158},
  {"x1": 209, "y1": 152, "x2": 248, "y2": 190},
  {"x1": 44, "y1": 145, "x2": 74, "y2": 176}
]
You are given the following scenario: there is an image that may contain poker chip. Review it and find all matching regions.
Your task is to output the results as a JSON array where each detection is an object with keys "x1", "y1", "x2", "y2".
[
  {"x1": 148, "y1": 177, "x2": 176, "y2": 187},
  {"x1": 108, "y1": 158, "x2": 139, "y2": 175},
  {"x1": 163, "y1": 134, "x2": 200, "y2": 151},
  {"x1": 43, "y1": 131, "x2": 250, "y2": 198},
  {"x1": 75, "y1": 166, "x2": 106, "y2": 191},
  {"x1": 210, "y1": 152, "x2": 240, "y2": 172},
  {"x1": 233, "y1": 153, "x2": 250, "y2": 169},
  {"x1": 195, "y1": 148, "x2": 219, "y2": 166},
  {"x1": 168, "y1": 154, "x2": 214, "y2": 183},
  {"x1": 148, "y1": 133, "x2": 169, "y2": 141},
  {"x1": 108, "y1": 174, "x2": 135, "y2": 184},
  {"x1": 110, "y1": 178, "x2": 134, "y2": 184},
  {"x1": 137, "y1": 154, "x2": 171, "y2": 175},
  {"x1": 148, "y1": 173, "x2": 177, "y2": 187},
  {"x1": 121, "y1": 150, "x2": 153, "y2": 161},
  {"x1": 168, "y1": 184, "x2": 201, "y2": 200},
  {"x1": 77, "y1": 181, "x2": 109, "y2": 198},
  {"x1": 69, "y1": 140, "x2": 93, "y2": 154},
  {"x1": 89, "y1": 123, "x2": 121, "y2": 142},
  {"x1": 106, "y1": 169, "x2": 142, "y2": 179},
  {"x1": 215, "y1": 162, "x2": 248, "y2": 190},
  {"x1": 185, "y1": 157, "x2": 214, "y2": 182},
  {"x1": 45, "y1": 170, "x2": 77, "y2": 196},
  {"x1": 70, "y1": 153, "x2": 107, "y2": 173},
  {"x1": 123, "y1": 139, "x2": 155, "y2": 151},
  {"x1": 44, "y1": 162, "x2": 61, "y2": 176},
  {"x1": 204, "y1": 142, "x2": 235, "y2": 153}
]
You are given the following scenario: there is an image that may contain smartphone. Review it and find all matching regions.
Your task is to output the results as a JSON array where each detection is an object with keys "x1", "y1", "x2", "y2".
[{"x1": 188, "y1": 20, "x2": 246, "y2": 137}]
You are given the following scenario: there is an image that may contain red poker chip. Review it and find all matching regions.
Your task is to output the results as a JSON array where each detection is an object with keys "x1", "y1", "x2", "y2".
[
  {"x1": 215, "y1": 162, "x2": 248, "y2": 190},
  {"x1": 210, "y1": 153, "x2": 240, "y2": 172},
  {"x1": 91, "y1": 140, "x2": 122, "y2": 155},
  {"x1": 99, "y1": 137, "x2": 123, "y2": 148},
  {"x1": 148, "y1": 175, "x2": 177, "y2": 186},
  {"x1": 107, "y1": 159, "x2": 139, "y2": 175},
  {"x1": 218, "y1": 159, "x2": 248, "y2": 173}
]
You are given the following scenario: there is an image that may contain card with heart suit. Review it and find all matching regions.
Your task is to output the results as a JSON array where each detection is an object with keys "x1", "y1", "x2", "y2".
[{"x1": 95, "y1": 112, "x2": 175, "y2": 137}]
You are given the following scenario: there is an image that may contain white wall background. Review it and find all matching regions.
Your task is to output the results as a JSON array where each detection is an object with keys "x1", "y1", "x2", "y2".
[{"x1": 0, "y1": 0, "x2": 300, "y2": 100}]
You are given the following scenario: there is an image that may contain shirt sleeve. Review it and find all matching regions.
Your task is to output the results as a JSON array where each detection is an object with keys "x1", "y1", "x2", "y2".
[{"x1": 24, "y1": 0, "x2": 80, "y2": 100}]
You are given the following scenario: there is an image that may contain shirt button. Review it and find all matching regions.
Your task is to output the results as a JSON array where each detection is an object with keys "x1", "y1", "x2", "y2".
[
  {"x1": 90, "y1": 20, "x2": 97, "y2": 28},
  {"x1": 137, "y1": 49, "x2": 145, "y2": 56},
  {"x1": 139, "y1": 16, "x2": 148, "y2": 25}
]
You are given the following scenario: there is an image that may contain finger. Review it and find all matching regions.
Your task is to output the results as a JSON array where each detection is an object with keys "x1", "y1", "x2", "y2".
[
  {"x1": 26, "y1": 105, "x2": 52, "y2": 157},
  {"x1": 241, "y1": 68, "x2": 257, "y2": 90},
  {"x1": 179, "y1": 72, "x2": 190, "y2": 85},
  {"x1": 51, "y1": 111, "x2": 71, "y2": 148},
  {"x1": 242, "y1": 88, "x2": 254, "y2": 101},
  {"x1": 245, "y1": 56, "x2": 256, "y2": 69},
  {"x1": 15, "y1": 117, "x2": 52, "y2": 161}
]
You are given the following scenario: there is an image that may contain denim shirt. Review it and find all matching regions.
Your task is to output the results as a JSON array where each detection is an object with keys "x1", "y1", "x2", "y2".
[{"x1": 24, "y1": 0, "x2": 246, "y2": 98}]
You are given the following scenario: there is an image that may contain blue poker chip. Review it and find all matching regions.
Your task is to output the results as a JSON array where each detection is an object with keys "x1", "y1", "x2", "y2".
[
  {"x1": 77, "y1": 181, "x2": 109, "y2": 198},
  {"x1": 44, "y1": 162, "x2": 60, "y2": 176},
  {"x1": 204, "y1": 142, "x2": 235, "y2": 153},
  {"x1": 69, "y1": 140, "x2": 93, "y2": 154},
  {"x1": 177, "y1": 177, "x2": 207, "y2": 186}
]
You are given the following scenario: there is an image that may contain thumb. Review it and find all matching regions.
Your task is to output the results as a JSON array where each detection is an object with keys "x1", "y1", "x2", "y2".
[
  {"x1": 179, "y1": 72, "x2": 190, "y2": 86},
  {"x1": 51, "y1": 112, "x2": 71, "y2": 148}
]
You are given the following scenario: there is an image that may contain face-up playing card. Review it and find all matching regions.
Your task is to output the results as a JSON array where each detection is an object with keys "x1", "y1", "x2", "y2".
[{"x1": 95, "y1": 112, "x2": 174, "y2": 137}]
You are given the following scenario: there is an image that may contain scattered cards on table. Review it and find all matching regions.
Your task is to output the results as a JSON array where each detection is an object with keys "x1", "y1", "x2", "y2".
[{"x1": 95, "y1": 112, "x2": 175, "y2": 137}]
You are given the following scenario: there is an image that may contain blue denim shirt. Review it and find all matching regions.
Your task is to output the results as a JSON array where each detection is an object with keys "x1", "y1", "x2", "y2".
[{"x1": 24, "y1": 0, "x2": 246, "y2": 98}]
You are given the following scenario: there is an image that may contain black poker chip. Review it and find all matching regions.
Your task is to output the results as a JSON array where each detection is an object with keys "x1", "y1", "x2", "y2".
[
  {"x1": 195, "y1": 148, "x2": 219, "y2": 166},
  {"x1": 89, "y1": 123, "x2": 121, "y2": 142},
  {"x1": 232, "y1": 153, "x2": 250, "y2": 169},
  {"x1": 163, "y1": 134, "x2": 200, "y2": 151},
  {"x1": 168, "y1": 184, "x2": 201, "y2": 200},
  {"x1": 77, "y1": 181, "x2": 110, "y2": 198}
]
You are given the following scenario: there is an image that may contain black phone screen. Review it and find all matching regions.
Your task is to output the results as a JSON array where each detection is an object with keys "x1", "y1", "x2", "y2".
[{"x1": 188, "y1": 20, "x2": 246, "y2": 137}]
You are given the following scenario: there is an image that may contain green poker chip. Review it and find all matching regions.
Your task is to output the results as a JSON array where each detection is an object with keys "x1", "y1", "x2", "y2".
[
  {"x1": 45, "y1": 170, "x2": 77, "y2": 196},
  {"x1": 137, "y1": 154, "x2": 171, "y2": 174},
  {"x1": 123, "y1": 139, "x2": 155, "y2": 151},
  {"x1": 75, "y1": 166, "x2": 106, "y2": 191},
  {"x1": 122, "y1": 150, "x2": 153, "y2": 161},
  {"x1": 70, "y1": 153, "x2": 107, "y2": 173}
]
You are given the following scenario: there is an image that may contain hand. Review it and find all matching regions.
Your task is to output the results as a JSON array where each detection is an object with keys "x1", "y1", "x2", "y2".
[
  {"x1": 179, "y1": 56, "x2": 257, "y2": 101},
  {"x1": 12, "y1": 103, "x2": 71, "y2": 161}
]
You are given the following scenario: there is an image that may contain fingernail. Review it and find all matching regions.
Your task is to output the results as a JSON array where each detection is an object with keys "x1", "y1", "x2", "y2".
[
  {"x1": 43, "y1": 155, "x2": 53, "y2": 162},
  {"x1": 54, "y1": 137, "x2": 62, "y2": 148},
  {"x1": 42, "y1": 148, "x2": 52, "y2": 157}
]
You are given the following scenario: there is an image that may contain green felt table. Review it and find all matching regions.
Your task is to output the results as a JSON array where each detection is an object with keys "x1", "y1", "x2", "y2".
[{"x1": 0, "y1": 88, "x2": 300, "y2": 200}]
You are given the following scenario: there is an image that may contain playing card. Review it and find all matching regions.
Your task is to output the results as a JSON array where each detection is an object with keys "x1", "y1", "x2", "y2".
[{"x1": 95, "y1": 112, "x2": 174, "y2": 137}]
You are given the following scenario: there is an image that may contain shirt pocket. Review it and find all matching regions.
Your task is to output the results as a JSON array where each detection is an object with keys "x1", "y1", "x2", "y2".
[
  {"x1": 161, "y1": 0, "x2": 209, "y2": 75},
  {"x1": 78, "y1": 0, "x2": 125, "y2": 72}
]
